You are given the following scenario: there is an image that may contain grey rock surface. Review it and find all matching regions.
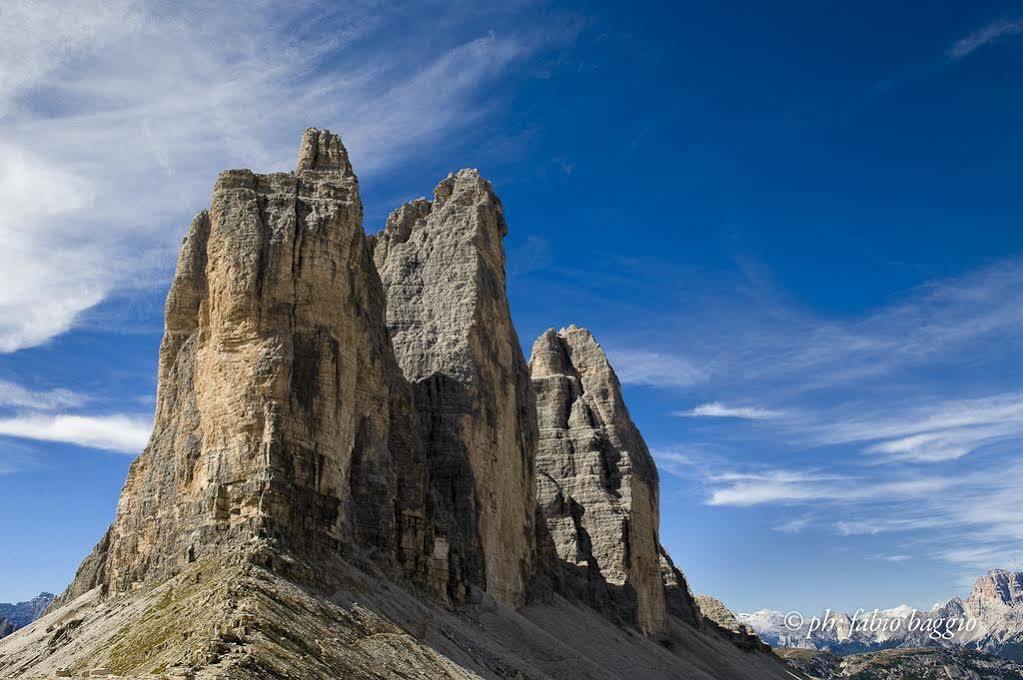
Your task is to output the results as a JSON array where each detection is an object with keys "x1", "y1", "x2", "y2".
[
  {"x1": 695, "y1": 595, "x2": 756, "y2": 637},
  {"x1": 529, "y1": 326, "x2": 673, "y2": 636},
  {"x1": 372, "y1": 170, "x2": 538, "y2": 609},
  {"x1": 53, "y1": 128, "x2": 429, "y2": 608}
]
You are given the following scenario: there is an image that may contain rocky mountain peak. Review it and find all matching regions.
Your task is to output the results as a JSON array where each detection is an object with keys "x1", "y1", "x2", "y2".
[
  {"x1": 971, "y1": 569, "x2": 1023, "y2": 606},
  {"x1": 295, "y1": 127, "x2": 355, "y2": 175},
  {"x1": 53, "y1": 128, "x2": 416, "y2": 607},
  {"x1": 0, "y1": 592, "x2": 54, "y2": 639},
  {"x1": 372, "y1": 166, "x2": 536, "y2": 608}
]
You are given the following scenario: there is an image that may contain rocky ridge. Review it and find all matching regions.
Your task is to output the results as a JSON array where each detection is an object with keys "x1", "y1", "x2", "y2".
[
  {"x1": 695, "y1": 595, "x2": 758, "y2": 638},
  {"x1": 0, "y1": 129, "x2": 801, "y2": 680},
  {"x1": 0, "y1": 592, "x2": 53, "y2": 639},
  {"x1": 530, "y1": 326, "x2": 702, "y2": 636}
]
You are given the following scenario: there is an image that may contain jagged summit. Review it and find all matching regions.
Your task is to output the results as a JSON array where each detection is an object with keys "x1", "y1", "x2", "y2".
[
  {"x1": 0, "y1": 592, "x2": 54, "y2": 640},
  {"x1": 0, "y1": 129, "x2": 801, "y2": 680},
  {"x1": 972, "y1": 569, "x2": 1023, "y2": 606},
  {"x1": 295, "y1": 127, "x2": 355, "y2": 175}
]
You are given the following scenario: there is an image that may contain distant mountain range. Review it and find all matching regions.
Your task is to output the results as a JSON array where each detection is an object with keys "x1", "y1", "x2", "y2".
[
  {"x1": 739, "y1": 569, "x2": 1023, "y2": 661},
  {"x1": 0, "y1": 593, "x2": 53, "y2": 639}
]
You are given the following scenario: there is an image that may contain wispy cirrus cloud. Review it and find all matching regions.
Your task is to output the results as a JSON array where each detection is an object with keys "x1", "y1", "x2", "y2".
[
  {"x1": 0, "y1": 375, "x2": 147, "y2": 455},
  {"x1": 0, "y1": 380, "x2": 86, "y2": 411},
  {"x1": 612, "y1": 258, "x2": 1023, "y2": 398},
  {"x1": 0, "y1": 0, "x2": 568, "y2": 353},
  {"x1": 650, "y1": 447, "x2": 702, "y2": 478},
  {"x1": 772, "y1": 516, "x2": 812, "y2": 534},
  {"x1": 747, "y1": 260, "x2": 1023, "y2": 389},
  {"x1": 949, "y1": 18, "x2": 1023, "y2": 59},
  {"x1": 806, "y1": 392, "x2": 1023, "y2": 464},
  {"x1": 833, "y1": 517, "x2": 948, "y2": 536},
  {"x1": 701, "y1": 458, "x2": 1023, "y2": 582},
  {"x1": 705, "y1": 469, "x2": 950, "y2": 507}
]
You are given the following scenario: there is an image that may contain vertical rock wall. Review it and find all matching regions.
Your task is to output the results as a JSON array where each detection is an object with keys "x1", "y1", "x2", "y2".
[
  {"x1": 372, "y1": 171, "x2": 538, "y2": 608},
  {"x1": 530, "y1": 326, "x2": 695, "y2": 636}
]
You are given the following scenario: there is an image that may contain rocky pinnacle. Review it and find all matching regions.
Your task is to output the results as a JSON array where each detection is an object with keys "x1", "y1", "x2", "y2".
[
  {"x1": 530, "y1": 325, "x2": 686, "y2": 637},
  {"x1": 372, "y1": 170, "x2": 538, "y2": 608},
  {"x1": 56, "y1": 128, "x2": 429, "y2": 604}
]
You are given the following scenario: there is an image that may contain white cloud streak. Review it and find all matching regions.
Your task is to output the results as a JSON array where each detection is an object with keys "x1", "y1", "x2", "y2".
[
  {"x1": 0, "y1": 414, "x2": 151, "y2": 454},
  {"x1": 650, "y1": 447, "x2": 700, "y2": 478},
  {"x1": 705, "y1": 469, "x2": 949, "y2": 507},
  {"x1": 0, "y1": 380, "x2": 86, "y2": 410},
  {"x1": 949, "y1": 18, "x2": 1023, "y2": 59},
  {"x1": 677, "y1": 402, "x2": 780, "y2": 420},
  {"x1": 608, "y1": 349, "x2": 707, "y2": 388},
  {"x1": 772, "y1": 516, "x2": 812, "y2": 534},
  {"x1": 807, "y1": 392, "x2": 1023, "y2": 464}
]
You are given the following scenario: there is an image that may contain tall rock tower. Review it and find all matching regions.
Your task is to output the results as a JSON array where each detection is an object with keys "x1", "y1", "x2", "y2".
[
  {"x1": 530, "y1": 326, "x2": 698, "y2": 636},
  {"x1": 372, "y1": 170, "x2": 538, "y2": 608},
  {"x1": 57, "y1": 129, "x2": 428, "y2": 605}
]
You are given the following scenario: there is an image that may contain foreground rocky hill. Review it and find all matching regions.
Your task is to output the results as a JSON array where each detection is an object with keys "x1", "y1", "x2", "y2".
[
  {"x1": 0, "y1": 130, "x2": 800, "y2": 679},
  {"x1": 0, "y1": 593, "x2": 52, "y2": 639}
]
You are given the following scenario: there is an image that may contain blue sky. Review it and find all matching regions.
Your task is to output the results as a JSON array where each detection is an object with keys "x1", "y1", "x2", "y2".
[{"x1": 1, "y1": 1, "x2": 1022, "y2": 616}]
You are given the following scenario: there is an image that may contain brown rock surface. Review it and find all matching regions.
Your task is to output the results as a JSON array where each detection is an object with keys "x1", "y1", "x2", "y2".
[
  {"x1": 54, "y1": 128, "x2": 428, "y2": 607},
  {"x1": 694, "y1": 595, "x2": 756, "y2": 638}
]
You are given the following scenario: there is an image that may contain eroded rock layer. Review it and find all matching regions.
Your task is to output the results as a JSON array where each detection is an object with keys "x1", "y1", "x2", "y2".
[{"x1": 372, "y1": 170, "x2": 538, "y2": 608}]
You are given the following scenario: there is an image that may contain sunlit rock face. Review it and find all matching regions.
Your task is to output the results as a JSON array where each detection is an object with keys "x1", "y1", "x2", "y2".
[{"x1": 56, "y1": 129, "x2": 429, "y2": 605}]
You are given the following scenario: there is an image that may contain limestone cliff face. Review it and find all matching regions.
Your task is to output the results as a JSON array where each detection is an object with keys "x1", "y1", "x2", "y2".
[
  {"x1": 529, "y1": 326, "x2": 699, "y2": 636},
  {"x1": 58, "y1": 129, "x2": 428, "y2": 603},
  {"x1": 372, "y1": 170, "x2": 538, "y2": 608}
]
